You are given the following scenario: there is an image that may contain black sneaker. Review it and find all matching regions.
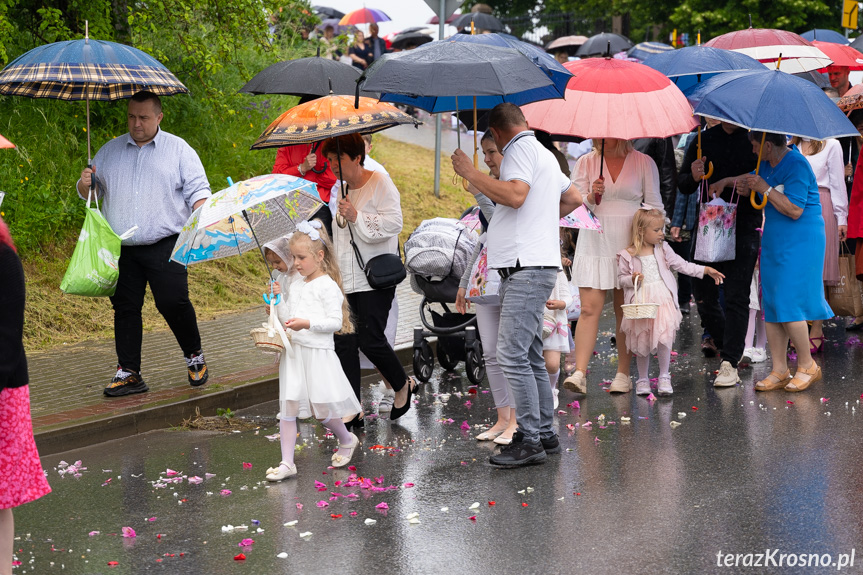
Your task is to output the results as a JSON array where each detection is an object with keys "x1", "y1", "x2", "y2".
[
  {"x1": 701, "y1": 336, "x2": 718, "y2": 358},
  {"x1": 540, "y1": 433, "x2": 562, "y2": 454},
  {"x1": 186, "y1": 351, "x2": 209, "y2": 387},
  {"x1": 104, "y1": 367, "x2": 149, "y2": 397},
  {"x1": 489, "y1": 434, "x2": 547, "y2": 468}
]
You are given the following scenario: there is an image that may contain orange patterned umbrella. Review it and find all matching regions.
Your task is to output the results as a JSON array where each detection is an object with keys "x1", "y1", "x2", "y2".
[{"x1": 250, "y1": 94, "x2": 418, "y2": 149}]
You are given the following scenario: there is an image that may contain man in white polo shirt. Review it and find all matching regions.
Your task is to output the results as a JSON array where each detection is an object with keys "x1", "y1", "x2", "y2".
[{"x1": 453, "y1": 103, "x2": 582, "y2": 467}]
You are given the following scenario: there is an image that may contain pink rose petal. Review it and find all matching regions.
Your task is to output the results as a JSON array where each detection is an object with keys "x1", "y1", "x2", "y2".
[{"x1": 121, "y1": 526, "x2": 136, "y2": 538}]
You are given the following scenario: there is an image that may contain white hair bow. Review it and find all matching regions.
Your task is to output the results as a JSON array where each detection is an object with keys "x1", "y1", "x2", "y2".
[{"x1": 295, "y1": 220, "x2": 323, "y2": 241}]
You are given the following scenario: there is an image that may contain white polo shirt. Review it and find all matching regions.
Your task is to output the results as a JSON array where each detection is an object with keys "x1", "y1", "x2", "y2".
[{"x1": 487, "y1": 130, "x2": 571, "y2": 269}]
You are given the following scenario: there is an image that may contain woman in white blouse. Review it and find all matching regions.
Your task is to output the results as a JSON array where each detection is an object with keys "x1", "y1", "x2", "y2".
[
  {"x1": 792, "y1": 137, "x2": 848, "y2": 351},
  {"x1": 563, "y1": 138, "x2": 663, "y2": 395},
  {"x1": 322, "y1": 134, "x2": 416, "y2": 425}
]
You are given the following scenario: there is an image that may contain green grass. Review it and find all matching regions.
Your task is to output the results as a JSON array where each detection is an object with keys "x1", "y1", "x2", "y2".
[{"x1": 20, "y1": 134, "x2": 475, "y2": 351}]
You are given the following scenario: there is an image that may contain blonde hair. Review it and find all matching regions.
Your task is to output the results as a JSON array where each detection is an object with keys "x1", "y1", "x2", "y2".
[
  {"x1": 789, "y1": 136, "x2": 826, "y2": 156},
  {"x1": 628, "y1": 208, "x2": 664, "y2": 255},
  {"x1": 288, "y1": 221, "x2": 355, "y2": 334},
  {"x1": 590, "y1": 138, "x2": 634, "y2": 157}
]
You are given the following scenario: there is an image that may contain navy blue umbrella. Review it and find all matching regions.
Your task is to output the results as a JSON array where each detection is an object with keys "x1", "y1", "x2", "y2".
[
  {"x1": 626, "y1": 42, "x2": 674, "y2": 61},
  {"x1": 359, "y1": 40, "x2": 566, "y2": 113},
  {"x1": 690, "y1": 68, "x2": 859, "y2": 209},
  {"x1": 642, "y1": 45, "x2": 765, "y2": 94},
  {"x1": 800, "y1": 29, "x2": 849, "y2": 45}
]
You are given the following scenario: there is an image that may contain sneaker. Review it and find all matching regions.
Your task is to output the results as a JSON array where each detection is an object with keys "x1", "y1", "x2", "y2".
[
  {"x1": 186, "y1": 351, "x2": 209, "y2": 387},
  {"x1": 562, "y1": 370, "x2": 587, "y2": 394},
  {"x1": 741, "y1": 347, "x2": 755, "y2": 365},
  {"x1": 552, "y1": 388, "x2": 560, "y2": 410},
  {"x1": 489, "y1": 437, "x2": 547, "y2": 468},
  {"x1": 751, "y1": 347, "x2": 768, "y2": 363},
  {"x1": 540, "y1": 433, "x2": 561, "y2": 454},
  {"x1": 701, "y1": 336, "x2": 718, "y2": 358},
  {"x1": 713, "y1": 360, "x2": 741, "y2": 387},
  {"x1": 657, "y1": 375, "x2": 673, "y2": 396},
  {"x1": 635, "y1": 378, "x2": 651, "y2": 395},
  {"x1": 608, "y1": 372, "x2": 631, "y2": 393},
  {"x1": 378, "y1": 387, "x2": 395, "y2": 413},
  {"x1": 104, "y1": 367, "x2": 149, "y2": 397}
]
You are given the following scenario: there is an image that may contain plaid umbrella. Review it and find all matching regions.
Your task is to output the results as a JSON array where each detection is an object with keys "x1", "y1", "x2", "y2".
[{"x1": 0, "y1": 23, "x2": 187, "y2": 173}]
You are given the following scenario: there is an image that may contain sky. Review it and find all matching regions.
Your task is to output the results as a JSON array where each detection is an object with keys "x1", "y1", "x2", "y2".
[{"x1": 313, "y1": 0, "x2": 464, "y2": 39}]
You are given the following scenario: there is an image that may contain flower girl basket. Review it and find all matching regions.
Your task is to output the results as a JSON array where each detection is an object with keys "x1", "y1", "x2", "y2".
[
  {"x1": 621, "y1": 276, "x2": 659, "y2": 320},
  {"x1": 250, "y1": 300, "x2": 294, "y2": 356}
]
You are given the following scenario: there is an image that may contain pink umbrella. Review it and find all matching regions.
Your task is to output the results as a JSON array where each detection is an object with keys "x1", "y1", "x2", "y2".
[{"x1": 560, "y1": 205, "x2": 602, "y2": 233}]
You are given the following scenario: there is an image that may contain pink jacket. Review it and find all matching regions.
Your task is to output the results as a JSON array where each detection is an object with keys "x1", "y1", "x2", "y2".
[{"x1": 616, "y1": 243, "x2": 705, "y2": 309}]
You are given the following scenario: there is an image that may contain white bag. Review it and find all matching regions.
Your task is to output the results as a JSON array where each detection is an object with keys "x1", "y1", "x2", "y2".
[{"x1": 694, "y1": 180, "x2": 738, "y2": 263}]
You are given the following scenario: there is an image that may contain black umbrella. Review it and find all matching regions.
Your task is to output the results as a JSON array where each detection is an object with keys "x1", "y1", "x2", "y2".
[
  {"x1": 851, "y1": 35, "x2": 863, "y2": 53},
  {"x1": 313, "y1": 5, "x2": 345, "y2": 20},
  {"x1": 239, "y1": 56, "x2": 377, "y2": 100},
  {"x1": 576, "y1": 32, "x2": 634, "y2": 57},
  {"x1": 391, "y1": 32, "x2": 433, "y2": 50},
  {"x1": 451, "y1": 12, "x2": 505, "y2": 32},
  {"x1": 456, "y1": 109, "x2": 489, "y2": 132}
]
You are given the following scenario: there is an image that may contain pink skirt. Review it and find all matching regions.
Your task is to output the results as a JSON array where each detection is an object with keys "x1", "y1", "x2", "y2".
[
  {"x1": 820, "y1": 188, "x2": 840, "y2": 286},
  {"x1": 0, "y1": 386, "x2": 51, "y2": 509},
  {"x1": 621, "y1": 280, "x2": 682, "y2": 357}
]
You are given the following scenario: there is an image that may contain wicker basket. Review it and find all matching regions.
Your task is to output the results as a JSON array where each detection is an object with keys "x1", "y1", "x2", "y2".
[
  {"x1": 621, "y1": 277, "x2": 659, "y2": 320},
  {"x1": 250, "y1": 303, "x2": 288, "y2": 353}
]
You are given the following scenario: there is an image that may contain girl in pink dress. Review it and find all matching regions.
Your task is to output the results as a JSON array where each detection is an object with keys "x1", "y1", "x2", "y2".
[
  {"x1": 0, "y1": 216, "x2": 51, "y2": 572},
  {"x1": 616, "y1": 209, "x2": 724, "y2": 396}
]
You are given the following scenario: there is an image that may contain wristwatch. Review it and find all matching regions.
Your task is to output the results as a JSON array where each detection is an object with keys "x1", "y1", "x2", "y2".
[{"x1": 298, "y1": 164, "x2": 307, "y2": 176}]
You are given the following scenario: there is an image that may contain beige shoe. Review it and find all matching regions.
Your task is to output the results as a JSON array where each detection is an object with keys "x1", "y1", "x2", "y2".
[
  {"x1": 713, "y1": 360, "x2": 741, "y2": 387},
  {"x1": 608, "y1": 372, "x2": 631, "y2": 393},
  {"x1": 562, "y1": 370, "x2": 587, "y2": 394}
]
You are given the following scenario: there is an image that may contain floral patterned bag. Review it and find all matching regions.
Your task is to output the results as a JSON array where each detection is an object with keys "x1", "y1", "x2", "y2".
[
  {"x1": 466, "y1": 242, "x2": 500, "y2": 306},
  {"x1": 694, "y1": 179, "x2": 738, "y2": 263}
]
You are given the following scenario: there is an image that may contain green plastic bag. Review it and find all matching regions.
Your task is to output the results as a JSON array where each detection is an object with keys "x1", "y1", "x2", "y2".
[{"x1": 60, "y1": 194, "x2": 124, "y2": 297}]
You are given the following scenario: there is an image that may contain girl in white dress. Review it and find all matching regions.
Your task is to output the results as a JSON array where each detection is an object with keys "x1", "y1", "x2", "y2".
[
  {"x1": 265, "y1": 220, "x2": 362, "y2": 481},
  {"x1": 543, "y1": 268, "x2": 573, "y2": 409},
  {"x1": 563, "y1": 139, "x2": 664, "y2": 396},
  {"x1": 617, "y1": 209, "x2": 724, "y2": 396}
]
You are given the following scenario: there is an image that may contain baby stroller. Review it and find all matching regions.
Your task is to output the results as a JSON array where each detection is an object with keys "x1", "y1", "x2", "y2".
[{"x1": 404, "y1": 215, "x2": 486, "y2": 384}]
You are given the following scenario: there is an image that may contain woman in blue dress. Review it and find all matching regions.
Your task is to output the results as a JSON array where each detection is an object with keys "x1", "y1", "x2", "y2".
[{"x1": 710, "y1": 131, "x2": 832, "y2": 393}]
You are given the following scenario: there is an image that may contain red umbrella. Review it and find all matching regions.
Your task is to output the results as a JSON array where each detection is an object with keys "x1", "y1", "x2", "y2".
[
  {"x1": 704, "y1": 28, "x2": 831, "y2": 74},
  {"x1": 812, "y1": 40, "x2": 863, "y2": 70},
  {"x1": 522, "y1": 58, "x2": 696, "y2": 204},
  {"x1": 521, "y1": 58, "x2": 697, "y2": 141},
  {"x1": 427, "y1": 13, "x2": 458, "y2": 24}
]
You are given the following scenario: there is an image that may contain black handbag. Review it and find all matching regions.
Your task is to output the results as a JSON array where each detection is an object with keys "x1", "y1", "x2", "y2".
[{"x1": 347, "y1": 221, "x2": 406, "y2": 290}]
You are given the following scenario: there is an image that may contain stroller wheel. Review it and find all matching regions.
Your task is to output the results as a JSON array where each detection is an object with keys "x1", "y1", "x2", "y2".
[
  {"x1": 413, "y1": 340, "x2": 434, "y2": 382},
  {"x1": 465, "y1": 344, "x2": 486, "y2": 385},
  {"x1": 436, "y1": 341, "x2": 459, "y2": 371}
]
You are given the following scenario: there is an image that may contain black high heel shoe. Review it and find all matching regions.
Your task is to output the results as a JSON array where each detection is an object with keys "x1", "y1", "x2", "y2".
[
  {"x1": 390, "y1": 378, "x2": 416, "y2": 421},
  {"x1": 344, "y1": 412, "x2": 364, "y2": 432}
]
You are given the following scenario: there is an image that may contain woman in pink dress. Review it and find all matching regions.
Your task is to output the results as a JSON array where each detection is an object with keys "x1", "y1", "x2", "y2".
[{"x1": 0, "y1": 216, "x2": 51, "y2": 573}]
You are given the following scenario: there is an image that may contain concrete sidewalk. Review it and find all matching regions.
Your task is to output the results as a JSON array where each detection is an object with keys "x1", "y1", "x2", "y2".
[{"x1": 29, "y1": 281, "x2": 426, "y2": 454}]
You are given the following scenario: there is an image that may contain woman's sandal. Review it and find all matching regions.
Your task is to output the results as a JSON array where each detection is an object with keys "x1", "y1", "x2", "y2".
[
  {"x1": 331, "y1": 433, "x2": 359, "y2": 468},
  {"x1": 390, "y1": 377, "x2": 417, "y2": 421},
  {"x1": 754, "y1": 370, "x2": 792, "y2": 392},
  {"x1": 809, "y1": 336, "x2": 824, "y2": 354},
  {"x1": 785, "y1": 362, "x2": 822, "y2": 392}
]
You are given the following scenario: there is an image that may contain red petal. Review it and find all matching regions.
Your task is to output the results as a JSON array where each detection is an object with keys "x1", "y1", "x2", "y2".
[
  {"x1": 330, "y1": 514, "x2": 342, "y2": 519},
  {"x1": 234, "y1": 554, "x2": 246, "y2": 561},
  {"x1": 108, "y1": 562, "x2": 119, "y2": 567},
  {"x1": 488, "y1": 501, "x2": 496, "y2": 506},
  {"x1": 521, "y1": 503, "x2": 528, "y2": 507}
]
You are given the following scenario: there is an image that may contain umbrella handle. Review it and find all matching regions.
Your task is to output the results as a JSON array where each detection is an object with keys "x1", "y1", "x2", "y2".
[
  {"x1": 750, "y1": 132, "x2": 769, "y2": 210},
  {"x1": 696, "y1": 125, "x2": 714, "y2": 180}
]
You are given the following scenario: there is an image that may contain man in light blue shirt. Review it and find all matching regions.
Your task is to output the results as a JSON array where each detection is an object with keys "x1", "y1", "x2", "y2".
[{"x1": 77, "y1": 91, "x2": 211, "y2": 397}]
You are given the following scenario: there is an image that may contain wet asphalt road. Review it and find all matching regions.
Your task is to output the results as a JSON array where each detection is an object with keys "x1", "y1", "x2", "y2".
[{"x1": 13, "y1": 311, "x2": 863, "y2": 574}]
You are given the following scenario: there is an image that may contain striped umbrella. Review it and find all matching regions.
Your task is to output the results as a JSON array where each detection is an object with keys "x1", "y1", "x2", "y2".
[
  {"x1": 0, "y1": 23, "x2": 187, "y2": 173},
  {"x1": 339, "y1": 8, "x2": 391, "y2": 25}
]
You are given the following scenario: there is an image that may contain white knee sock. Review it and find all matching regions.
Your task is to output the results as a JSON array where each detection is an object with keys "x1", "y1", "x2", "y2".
[
  {"x1": 279, "y1": 418, "x2": 298, "y2": 466},
  {"x1": 636, "y1": 354, "x2": 650, "y2": 380},
  {"x1": 548, "y1": 370, "x2": 560, "y2": 393},
  {"x1": 657, "y1": 343, "x2": 671, "y2": 378},
  {"x1": 320, "y1": 417, "x2": 352, "y2": 445}
]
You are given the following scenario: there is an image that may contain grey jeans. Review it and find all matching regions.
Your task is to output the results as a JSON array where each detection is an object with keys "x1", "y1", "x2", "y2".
[{"x1": 496, "y1": 268, "x2": 558, "y2": 444}]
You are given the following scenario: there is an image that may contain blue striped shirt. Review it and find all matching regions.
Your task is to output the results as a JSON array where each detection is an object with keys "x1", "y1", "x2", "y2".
[{"x1": 79, "y1": 129, "x2": 211, "y2": 246}]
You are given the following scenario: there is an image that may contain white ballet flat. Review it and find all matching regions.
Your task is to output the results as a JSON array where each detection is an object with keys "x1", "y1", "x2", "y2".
[
  {"x1": 331, "y1": 433, "x2": 359, "y2": 468},
  {"x1": 265, "y1": 462, "x2": 297, "y2": 481}
]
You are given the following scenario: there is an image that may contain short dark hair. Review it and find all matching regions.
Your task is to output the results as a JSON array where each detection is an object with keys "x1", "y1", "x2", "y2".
[
  {"x1": 130, "y1": 91, "x2": 162, "y2": 114},
  {"x1": 488, "y1": 103, "x2": 527, "y2": 131},
  {"x1": 749, "y1": 131, "x2": 786, "y2": 148},
  {"x1": 481, "y1": 130, "x2": 494, "y2": 144},
  {"x1": 849, "y1": 109, "x2": 863, "y2": 130},
  {"x1": 322, "y1": 133, "x2": 365, "y2": 166}
]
